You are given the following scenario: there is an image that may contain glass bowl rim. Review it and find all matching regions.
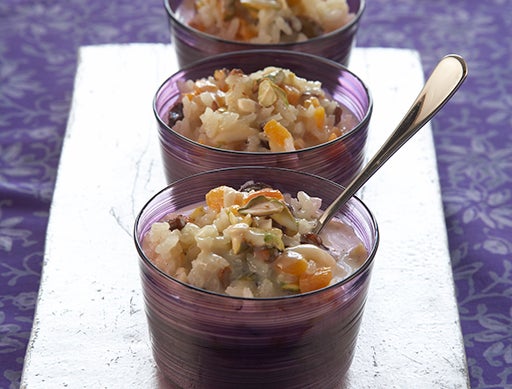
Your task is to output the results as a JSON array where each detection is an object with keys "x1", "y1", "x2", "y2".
[
  {"x1": 163, "y1": 0, "x2": 366, "y2": 47},
  {"x1": 152, "y1": 49, "x2": 373, "y2": 156},
  {"x1": 134, "y1": 166, "x2": 380, "y2": 301}
]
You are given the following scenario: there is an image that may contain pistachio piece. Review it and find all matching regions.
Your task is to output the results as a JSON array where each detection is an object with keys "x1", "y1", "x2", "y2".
[
  {"x1": 263, "y1": 229, "x2": 285, "y2": 251},
  {"x1": 239, "y1": 181, "x2": 272, "y2": 192},
  {"x1": 281, "y1": 283, "x2": 300, "y2": 292},
  {"x1": 239, "y1": 195, "x2": 298, "y2": 236},
  {"x1": 258, "y1": 74, "x2": 289, "y2": 106},
  {"x1": 258, "y1": 78, "x2": 278, "y2": 107},
  {"x1": 239, "y1": 195, "x2": 285, "y2": 216},
  {"x1": 270, "y1": 205, "x2": 298, "y2": 236},
  {"x1": 224, "y1": 222, "x2": 285, "y2": 253},
  {"x1": 265, "y1": 69, "x2": 286, "y2": 85}
]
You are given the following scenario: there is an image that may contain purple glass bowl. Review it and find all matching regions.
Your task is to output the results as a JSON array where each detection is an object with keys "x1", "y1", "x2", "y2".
[
  {"x1": 134, "y1": 167, "x2": 379, "y2": 388},
  {"x1": 153, "y1": 50, "x2": 372, "y2": 187},
  {"x1": 164, "y1": 0, "x2": 365, "y2": 67}
]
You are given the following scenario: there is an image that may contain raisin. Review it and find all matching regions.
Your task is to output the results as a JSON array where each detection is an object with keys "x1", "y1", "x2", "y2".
[
  {"x1": 166, "y1": 214, "x2": 189, "y2": 231},
  {"x1": 300, "y1": 233, "x2": 328, "y2": 249},
  {"x1": 239, "y1": 181, "x2": 273, "y2": 193},
  {"x1": 334, "y1": 105, "x2": 343, "y2": 126},
  {"x1": 168, "y1": 102, "x2": 184, "y2": 127}
]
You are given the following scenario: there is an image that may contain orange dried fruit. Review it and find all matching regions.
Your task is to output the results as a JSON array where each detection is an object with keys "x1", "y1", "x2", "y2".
[
  {"x1": 243, "y1": 188, "x2": 284, "y2": 205},
  {"x1": 314, "y1": 106, "x2": 326, "y2": 128},
  {"x1": 205, "y1": 186, "x2": 229, "y2": 212},
  {"x1": 263, "y1": 119, "x2": 295, "y2": 152},
  {"x1": 299, "y1": 267, "x2": 333, "y2": 293},
  {"x1": 283, "y1": 84, "x2": 301, "y2": 105},
  {"x1": 274, "y1": 251, "x2": 308, "y2": 276},
  {"x1": 327, "y1": 132, "x2": 338, "y2": 141}
]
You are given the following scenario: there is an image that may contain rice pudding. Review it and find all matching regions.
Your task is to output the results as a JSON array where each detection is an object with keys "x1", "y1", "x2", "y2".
[{"x1": 142, "y1": 181, "x2": 368, "y2": 297}]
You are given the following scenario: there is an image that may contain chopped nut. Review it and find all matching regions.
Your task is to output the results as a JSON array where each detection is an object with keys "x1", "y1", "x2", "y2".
[{"x1": 258, "y1": 79, "x2": 277, "y2": 106}]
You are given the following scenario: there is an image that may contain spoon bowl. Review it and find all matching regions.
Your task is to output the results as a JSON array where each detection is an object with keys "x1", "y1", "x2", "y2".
[{"x1": 314, "y1": 54, "x2": 468, "y2": 234}]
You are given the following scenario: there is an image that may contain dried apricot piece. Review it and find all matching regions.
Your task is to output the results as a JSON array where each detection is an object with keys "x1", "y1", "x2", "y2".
[
  {"x1": 205, "y1": 186, "x2": 229, "y2": 212},
  {"x1": 314, "y1": 106, "x2": 326, "y2": 128},
  {"x1": 263, "y1": 119, "x2": 295, "y2": 152},
  {"x1": 299, "y1": 267, "x2": 333, "y2": 293},
  {"x1": 283, "y1": 84, "x2": 301, "y2": 105},
  {"x1": 274, "y1": 251, "x2": 308, "y2": 276},
  {"x1": 243, "y1": 188, "x2": 284, "y2": 205}
]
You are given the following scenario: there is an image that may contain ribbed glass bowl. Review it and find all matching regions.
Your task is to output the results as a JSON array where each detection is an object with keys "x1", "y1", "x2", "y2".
[
  {"x1": 164, "y1": 0, "x2": 365, "y2": 67},
  {"x1": 153, "y1": 50, "x2": 372, "y2": 187},
  {"x1": 134, "y1": 167, "x2": 379, "y2": 388}
]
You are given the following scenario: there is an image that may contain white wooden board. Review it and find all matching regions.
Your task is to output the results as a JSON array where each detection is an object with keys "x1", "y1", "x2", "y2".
[{"x1": 21, "y1": 44, "x2": 469, "y2": 389}]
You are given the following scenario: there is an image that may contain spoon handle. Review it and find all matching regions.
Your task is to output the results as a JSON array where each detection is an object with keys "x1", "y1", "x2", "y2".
[{"x1": 314, "y1": 54, "x2": 468, "y2": 233}]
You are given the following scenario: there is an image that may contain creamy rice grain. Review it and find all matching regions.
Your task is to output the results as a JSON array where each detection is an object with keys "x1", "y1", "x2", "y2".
[
  {"x1": 167, "y1": 66, "x2": 358, "y2": 152},
  {"x1": 142, "y1": 183, "x2": 368, "y2": 297}
]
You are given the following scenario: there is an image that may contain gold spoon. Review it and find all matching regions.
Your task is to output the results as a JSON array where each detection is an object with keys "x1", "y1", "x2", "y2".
[{"x1": 313, "y1": 54, "x2": 468, "y2": 234}]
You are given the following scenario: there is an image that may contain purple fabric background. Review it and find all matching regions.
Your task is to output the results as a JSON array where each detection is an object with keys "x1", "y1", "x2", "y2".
[{"x1": 1, "y1": 1, "x2": 511, "y2": 388}]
